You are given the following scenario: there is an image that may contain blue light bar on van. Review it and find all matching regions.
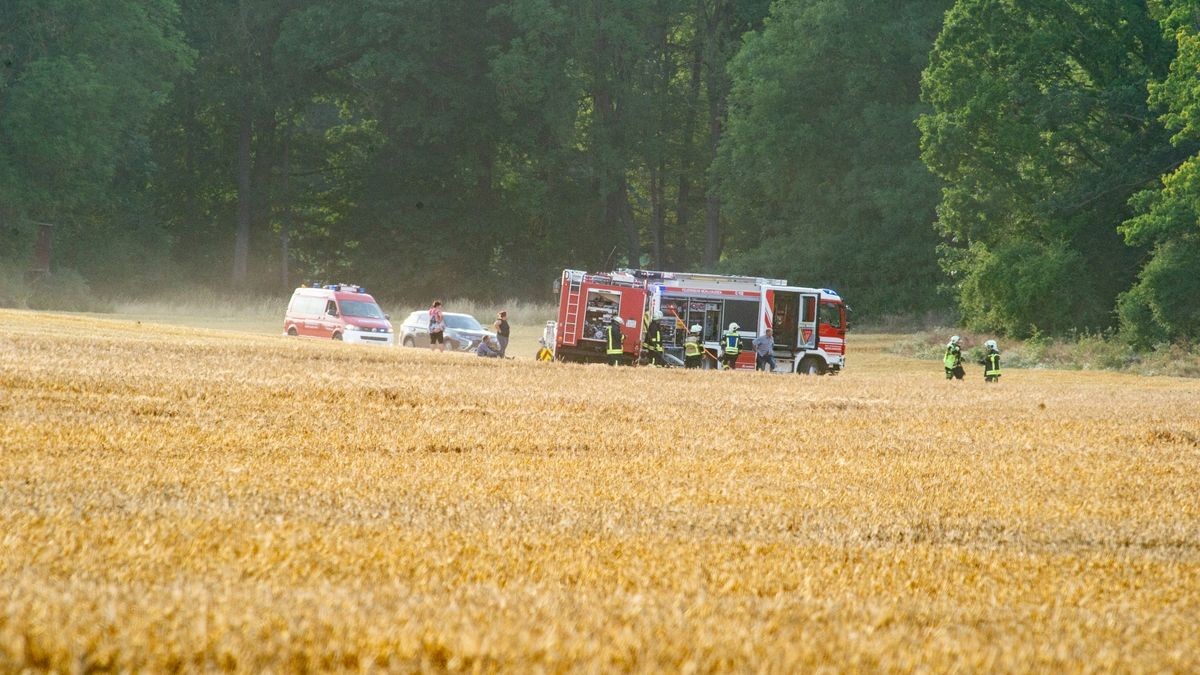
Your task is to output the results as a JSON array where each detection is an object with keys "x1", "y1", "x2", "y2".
[{"x1": 316, "y1": 283, "x2": 368, "y2": 293}]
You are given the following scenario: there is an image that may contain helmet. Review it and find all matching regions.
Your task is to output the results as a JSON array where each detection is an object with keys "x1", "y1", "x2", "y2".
[
  {"x1": 653, "y1": 310, "x2": 664, "y2": 320},
  {"x1": 609, "y1": 314, "x2": 621, "y2": 323},
  {"x1": 949, "y1": 335, "x2": 961, "y2": 345},
  {"x1": 985, "y1": 339, "x2": 998, "y2": 351},
  {"x1": 729, "y1": 322, "x2": 740, "y2": 331},
  {"x1": 690, "y1": 324, "x2": 701, "y2": 333}
]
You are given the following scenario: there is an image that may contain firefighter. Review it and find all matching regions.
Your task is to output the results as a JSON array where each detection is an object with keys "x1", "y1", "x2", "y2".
[
  {"x1": 980, "y1": 339, "x2": 1001, "y2": 383},
  {"x1": 643, "y1": 310, "x2": 665, "y2": 366},
  {"x1": 683, "y1": 324, "x2": 704, "y2": 369},
  {"x1": 944, "y1": 335, "x2": 965, "y2": 380},
  {"x1": 721, "y1": 322, "x2": 741, "y2": 370},
  {"x1": 605, "y1": 314, "x2": 624, "y2": 366}
]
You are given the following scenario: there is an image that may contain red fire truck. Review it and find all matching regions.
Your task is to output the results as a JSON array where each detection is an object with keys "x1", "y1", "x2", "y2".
[
  {"x1": 552, "y1": 269, "x2": 648, "y2": 364},
  {"x1": 552, "y1": 268, "x2": 848, "y2": 373}
]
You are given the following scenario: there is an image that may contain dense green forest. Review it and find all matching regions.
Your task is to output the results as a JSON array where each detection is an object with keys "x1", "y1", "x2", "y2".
[{"x1": 1, "y1": 0, "x2": 1197, "y2": 339}]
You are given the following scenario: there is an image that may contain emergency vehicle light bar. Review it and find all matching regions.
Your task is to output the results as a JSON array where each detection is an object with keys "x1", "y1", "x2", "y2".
[{"x1": 308, "y1": 282, "x2": 369, "y2": 293}]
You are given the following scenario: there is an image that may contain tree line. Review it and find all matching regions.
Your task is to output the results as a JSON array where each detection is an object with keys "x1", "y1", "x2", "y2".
[{"x1": 1, "y1": 0, "x2": 1197, "y2": 342}]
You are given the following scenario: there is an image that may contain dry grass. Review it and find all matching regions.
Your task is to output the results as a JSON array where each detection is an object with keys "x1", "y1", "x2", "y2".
[{"x1": 1, "y1": 310, "x2": 1199, "y2": 672}]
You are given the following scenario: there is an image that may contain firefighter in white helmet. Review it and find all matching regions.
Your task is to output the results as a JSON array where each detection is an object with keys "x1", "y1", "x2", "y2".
[
  {"x1": 721, "y1": 322, "x2": 741, "y2": 370},
  {"x1": 979, "y1": 339, "x2": 1001, "y2": 383},
  {"x1": 683, "y1": 324, "x2": 704, "y2": 369},
  {"x1": 944, "y1": 335, "x2": 964, "y2": 380},
  {"x1": 605, "y1": 313, "x2": 624, "y2": 366},
  {"x1": 643, "y1": 310, "x2": 666, "y2": 366}
]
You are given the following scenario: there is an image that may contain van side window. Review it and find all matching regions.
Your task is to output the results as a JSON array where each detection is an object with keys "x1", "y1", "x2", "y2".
[{"x1": 325, "y1": 300, "x2": 338, "y2": 316}]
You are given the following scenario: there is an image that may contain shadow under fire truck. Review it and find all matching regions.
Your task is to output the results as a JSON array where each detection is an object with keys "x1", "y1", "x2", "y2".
[{"x1": 549, "y1": 268, "x2": 848, "y2": 374}]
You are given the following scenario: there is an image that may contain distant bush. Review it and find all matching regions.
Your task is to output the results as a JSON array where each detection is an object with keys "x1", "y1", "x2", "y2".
[
  {"x1": 889, "y1": 329, "x2": 1200, "y2": 377},
  {"x1": 0, "y1": 265, "x2": 31, "y2": 308},
  {"x1": 0, "y1": 264, "x2": 113, "y2": 312},
  {"x1": 26, "y1": 269, "x2": 113, "y2": 313}
]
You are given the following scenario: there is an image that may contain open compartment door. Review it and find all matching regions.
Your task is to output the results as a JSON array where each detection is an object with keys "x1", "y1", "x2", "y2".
[{"x1": 764, "y1": 287, "x2": 819, "y2": 350}]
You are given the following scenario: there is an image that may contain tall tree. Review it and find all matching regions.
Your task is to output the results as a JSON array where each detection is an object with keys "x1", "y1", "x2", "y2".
[
  {"x1": 716, "y1": 0, "x2": 950, "y2": 316},
  {"x1": 0, "y1": 0, "x2": 192, "y2": 279},
  {"x1": 1118, "y1": 1, "x2": 1200, "y2": 345},
  {"x1": 920, "y1": 0, "x2": 1180, "y2": 336}
]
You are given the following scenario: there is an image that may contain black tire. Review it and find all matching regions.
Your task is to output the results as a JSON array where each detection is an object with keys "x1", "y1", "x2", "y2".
[
  {"x1": 798, "y1": 357, "x2": 826, "y2": 376},
  {"x1": 286, "y1": 326, "x2": 298, "y2": 336},
  {"x1": 403, "y1": 336, "x2": 415, "y2": 348},
  {"x1": 332, "y1": 332, "x2": 343, "y2": 341}
]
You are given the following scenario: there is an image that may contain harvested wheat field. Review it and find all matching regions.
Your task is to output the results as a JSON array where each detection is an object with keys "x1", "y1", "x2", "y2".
[{"x1": 1, "y1": 308, "x2": 1199, "y2": 672}]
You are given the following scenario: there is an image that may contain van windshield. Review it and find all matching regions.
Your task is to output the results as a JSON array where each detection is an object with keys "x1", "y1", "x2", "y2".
[{"x1": 340, "y1": 300, "x2": 385, "y2": 319}]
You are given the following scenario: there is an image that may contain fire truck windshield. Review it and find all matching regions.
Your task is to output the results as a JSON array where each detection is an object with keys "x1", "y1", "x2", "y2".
[{"x1": 819, "y1": 301, "x2": 842, "y2": 328}]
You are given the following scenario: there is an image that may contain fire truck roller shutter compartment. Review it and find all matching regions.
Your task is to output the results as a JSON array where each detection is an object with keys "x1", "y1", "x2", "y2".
[{"x1": 582, "y1": 289, "x2": 621, "y2": 341}]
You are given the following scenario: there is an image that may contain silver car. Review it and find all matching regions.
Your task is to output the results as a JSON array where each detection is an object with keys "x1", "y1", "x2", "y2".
[{"x1": 399, "y1": 311, "x2": 494, "y2": 351}]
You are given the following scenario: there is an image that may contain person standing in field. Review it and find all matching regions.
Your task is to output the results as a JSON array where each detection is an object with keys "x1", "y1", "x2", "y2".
[
  {"x1": 606, "y1": 314, "x2": 624, "y2": 366},
  {"x1": 980, "y1": 339, "x2": 1001, "y2": 383},
  {"x1": 721, "y1": 322, "x2": 741, "y2": 370},
  {"x1": 683, "y1": 324, "x2": 704, "y2": 369},
  {"x1": 493, "y1": 310, "x2": 510, "y2": 358},
  {"x1": 428, "y1": 300, "x2": 446, "y2": 352},
  {"x1": 753, "y1": 328, "x2": 776, "y2": 372},
  {"x1": 944, "y1": 335, "x2": 965, "y2": 380}
]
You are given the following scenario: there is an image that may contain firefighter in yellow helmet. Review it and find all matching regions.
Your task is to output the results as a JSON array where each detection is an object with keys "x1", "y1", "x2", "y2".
[
  {"x1": 721, "y1": 322, "x2": 741, "y2": 370},
  {"x1": 683, "y1": 324, "x2": 704, "y2": 369}
]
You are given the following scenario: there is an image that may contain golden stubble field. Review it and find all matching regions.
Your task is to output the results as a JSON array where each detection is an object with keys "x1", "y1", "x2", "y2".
[{"x1": 1, "y1": 309, "x2": 1199, "y2": 672}]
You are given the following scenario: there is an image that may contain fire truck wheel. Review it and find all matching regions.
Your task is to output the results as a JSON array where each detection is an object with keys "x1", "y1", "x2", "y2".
[
  {"x1": 798, "y1": 357, "x2": 826, "y2": 376},
  {"x1": 403, "y1": 336, "x2": 415, "y2": 348},
  {"x1": 332, "y1": 332, "x2": 343, "y2": 341},
  {"x1": 286, "y1": 326, "x2": 298, "y2": 336}
]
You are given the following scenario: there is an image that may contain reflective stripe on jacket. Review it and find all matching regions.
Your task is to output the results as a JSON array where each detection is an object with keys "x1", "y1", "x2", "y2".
[
  {"x1": 985, "y1": 352, "x2": 1001, "y2": 376},
  {"x1": 606, "y1": 324, "x2": 624, "y2": 355},
  {"x1": 723, "y1": 331, "x2": 740, "y2": 354}
]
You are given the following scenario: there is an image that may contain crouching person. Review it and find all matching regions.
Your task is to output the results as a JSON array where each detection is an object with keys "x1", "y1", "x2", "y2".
[{"x1": 476, "y1": 335, "x2": 502, "y2": 358}]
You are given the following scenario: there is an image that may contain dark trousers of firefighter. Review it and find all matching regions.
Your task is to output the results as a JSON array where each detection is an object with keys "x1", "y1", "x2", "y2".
[
  {"x1": 685, "y1": 355, "x2": 702, "y2": 369},
  {"x1": 722, "y1": 353, "x2": 739, "y2": 370}
]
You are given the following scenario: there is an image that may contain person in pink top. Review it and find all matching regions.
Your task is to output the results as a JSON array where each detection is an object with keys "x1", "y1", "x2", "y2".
[{"x1": 428, "y1": 300, "x2": 446, "y2": 352}]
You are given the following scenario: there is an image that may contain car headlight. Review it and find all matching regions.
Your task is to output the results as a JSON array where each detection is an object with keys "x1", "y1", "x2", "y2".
[
  {"x1": 383, "y1": 327, "x2": 393, "y2": 333},
  {"x1": 345, "y1": 324, "x2": 361, "y2": 331}
]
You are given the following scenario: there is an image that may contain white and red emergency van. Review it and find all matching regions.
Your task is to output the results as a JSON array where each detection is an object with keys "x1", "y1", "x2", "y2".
[
  {"x1": 551, "y1": 268, "x2": 848, "y2": 373},
  {"x1": 283, "y1": 283, "x2": 395, "y2": 346}
]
